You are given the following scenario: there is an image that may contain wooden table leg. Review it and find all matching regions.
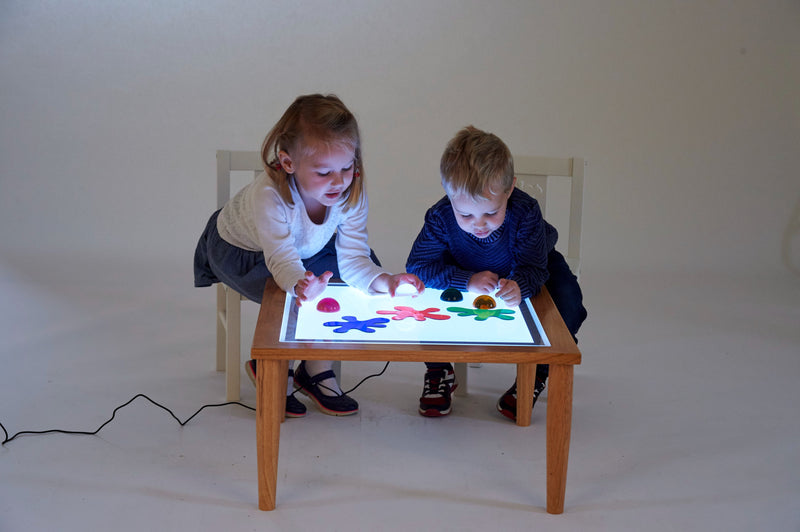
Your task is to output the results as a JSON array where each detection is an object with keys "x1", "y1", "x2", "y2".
[
  {"x1": 546, "y1": 364, "x2": 573, "y2": 514},
  {"x1": 256, "y1": 359, "x2": 283, "y2": 511},
  {"x1": 515, "y1": 362, "x2": 536, "y2": 427}
]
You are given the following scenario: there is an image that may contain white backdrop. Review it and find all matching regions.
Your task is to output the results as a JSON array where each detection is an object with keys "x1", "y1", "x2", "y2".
[{"x1": 1, "y1": 0, "x2": 799, "y2": 276}]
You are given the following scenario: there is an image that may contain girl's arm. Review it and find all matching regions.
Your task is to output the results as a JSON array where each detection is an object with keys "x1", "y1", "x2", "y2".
[
  {"x1": 336, "y1": 194, "x2": 424, "y2": 296},
  {"x1": 334, "y1": 194, "x2": 391, "y2": 293},
  {"x1": 251, "y1": 184, "x2": 309, "y2": 294}
]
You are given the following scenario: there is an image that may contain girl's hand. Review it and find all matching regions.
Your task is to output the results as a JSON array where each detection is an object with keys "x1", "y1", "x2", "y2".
[
  {"x1": 370, "y1": 273, "x2": 425, "y2": 297},
  {"x1": 387, "y1": 273, "x2": 425, "y2": 297},
  {"x1": 294, "y1": 270, "x2": 333, "y2": 306},
  {"x1": 496, "y1": 278, "x2": 521, "y2": 307},
  {"x1": 468, "y1": 271, "x2": 499, "y2": 294}
]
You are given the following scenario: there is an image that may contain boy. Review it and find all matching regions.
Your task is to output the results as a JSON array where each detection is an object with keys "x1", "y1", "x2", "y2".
[{"x1": 406, "y1": 126, "x2": 587, "y2": 420}]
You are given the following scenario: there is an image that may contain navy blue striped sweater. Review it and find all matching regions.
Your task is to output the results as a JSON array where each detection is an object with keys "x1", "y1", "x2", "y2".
[{"x1": 405, "y1": 188, "x2": 557, "y2": 299}]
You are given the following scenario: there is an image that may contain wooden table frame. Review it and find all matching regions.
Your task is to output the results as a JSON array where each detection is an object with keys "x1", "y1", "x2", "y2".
[{"x1": 251, "y1": 279, "x2": 581, "y2": 513}]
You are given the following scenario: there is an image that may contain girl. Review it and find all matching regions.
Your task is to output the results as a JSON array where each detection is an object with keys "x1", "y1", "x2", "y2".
[{"x1": 195, "y1": 94, "x2": 423, "y2": 418}]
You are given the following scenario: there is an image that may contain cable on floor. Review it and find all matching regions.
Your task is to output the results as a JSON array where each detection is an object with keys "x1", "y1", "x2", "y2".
[{"x1": 1, "y1": 362, "x2": 390, "y2": 446}]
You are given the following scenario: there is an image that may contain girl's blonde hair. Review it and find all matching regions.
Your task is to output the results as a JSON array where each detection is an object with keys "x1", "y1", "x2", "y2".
[
  {"x1": 261, "y1": 94, "x2": 364, "y2": 210},
  {"x1": 440, "y1": 126, "x2": 514, "y2": 199}
]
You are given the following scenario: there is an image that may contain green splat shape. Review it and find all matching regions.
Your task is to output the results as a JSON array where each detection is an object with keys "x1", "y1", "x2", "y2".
[{"x1": 446, "y1": 307, "x2": 516, "y2": 321}]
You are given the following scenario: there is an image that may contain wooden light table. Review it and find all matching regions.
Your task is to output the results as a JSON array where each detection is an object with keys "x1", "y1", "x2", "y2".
[{"x1": 251, "y1": 279, "x2": 581, "y2": 513}]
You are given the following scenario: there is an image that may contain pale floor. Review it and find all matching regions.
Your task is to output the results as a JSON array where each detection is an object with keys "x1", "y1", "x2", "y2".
[{"x1": 1, "y1": 253, "x2": 798, "y2": 531}]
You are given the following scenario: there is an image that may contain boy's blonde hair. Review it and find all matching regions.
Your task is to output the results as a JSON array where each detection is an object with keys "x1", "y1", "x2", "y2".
[
  {"x1": 440, "y1": 126, "x2": 514, "y2": 199},
  {"x1": 261, "y1": 94, "x2": 364, "y2": 210}
]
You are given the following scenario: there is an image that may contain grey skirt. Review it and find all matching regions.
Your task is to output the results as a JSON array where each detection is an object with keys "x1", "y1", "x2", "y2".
[{"x1": 193, "y1": 209, "x2": 379, "y2": 303}]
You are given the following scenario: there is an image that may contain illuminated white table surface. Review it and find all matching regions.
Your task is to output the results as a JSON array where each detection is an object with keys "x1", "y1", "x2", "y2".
[{"x1": 251, "y1": 278, "x2": 581, "y2": 514}]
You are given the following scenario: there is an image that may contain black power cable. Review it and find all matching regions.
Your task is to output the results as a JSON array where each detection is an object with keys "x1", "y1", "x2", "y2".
[{"x1": 1, "y1": 362, "x2": 390, "y2": 445}]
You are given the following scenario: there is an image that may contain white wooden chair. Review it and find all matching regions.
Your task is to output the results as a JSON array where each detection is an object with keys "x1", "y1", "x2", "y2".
[
  {"x1": 215, "y1": 150, "x2": 343, "y2": 401},
  {"x1": 216, "y1": 150, "x2": 263, "y2": 401},
  {"x1": 453, "y1": 156, "x2": 586, "y2": 396}
]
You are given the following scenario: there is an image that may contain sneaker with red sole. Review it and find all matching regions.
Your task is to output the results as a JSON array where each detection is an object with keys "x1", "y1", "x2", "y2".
[
  {"x1": 496, "y1": 378, "x2": 546, "y2": 422},
  {"x1": 419, "y1": 365, "x2": 458, "y2": 417}
]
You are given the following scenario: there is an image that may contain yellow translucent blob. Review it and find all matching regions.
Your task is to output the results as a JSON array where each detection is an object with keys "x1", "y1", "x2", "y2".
[{"x1": 472, "y1": 295, "x2": 496, "y2": 309}]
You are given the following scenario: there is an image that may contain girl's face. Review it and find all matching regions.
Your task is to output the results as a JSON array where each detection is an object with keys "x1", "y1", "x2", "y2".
[
  {"x1": 279, "y1": 138, "x2": 355, "y2": 213},
  {"x1": 449, "y1": 183, "x2": 514, "y2": 239}
]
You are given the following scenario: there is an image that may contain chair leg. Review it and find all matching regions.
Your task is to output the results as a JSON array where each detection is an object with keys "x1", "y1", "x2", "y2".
[
  {"x1": 225, "y1": 286, "x2": 241, "y2": 402},
  {"x1": 331, "y1": 360, "x2": 342, "y2": 387},
  {"x1": 454, "y1": 362, "x2": 468, "y2": 397},
  {"x1": 216, "y1": 284, "x2": 226, "y2": 372}
]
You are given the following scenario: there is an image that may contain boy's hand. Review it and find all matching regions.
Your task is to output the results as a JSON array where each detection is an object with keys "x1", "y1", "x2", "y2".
[
  {"x1": 496, "y1": 278, "x2": 521, "y2": 307},
  {"x1": 468, "y1": 271, "x2": 499, "y2": 294},
  {"x1": 294, "y1": 271, "x2": 333, "y2": 306},
  {"x1": 387, "y1": 273, "x2": 425, "y2": 297}
]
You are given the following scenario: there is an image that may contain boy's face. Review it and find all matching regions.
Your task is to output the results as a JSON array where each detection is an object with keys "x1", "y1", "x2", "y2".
[{"x1": 449, "y1": 183, "x2": 514, "y2": 239}]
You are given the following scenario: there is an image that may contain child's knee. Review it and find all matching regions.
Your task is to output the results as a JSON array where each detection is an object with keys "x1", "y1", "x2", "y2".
[{"x1": 546, "y1": 277, "x2": 586, "y2": 336}]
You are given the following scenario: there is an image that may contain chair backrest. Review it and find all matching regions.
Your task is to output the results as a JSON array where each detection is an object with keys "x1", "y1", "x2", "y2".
[
  {"x1": 513, "y1": 156, "x2": 585, "y2": 277},
  {"x1": 216, "y1": 150, "x2": 264, "y2": 209}
]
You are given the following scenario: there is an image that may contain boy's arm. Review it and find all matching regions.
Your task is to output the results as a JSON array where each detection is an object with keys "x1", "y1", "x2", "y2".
[
  {"x1": 507, "y1": 201, "x2": 550, "y2": 299},
  {"x1": 406, "y1": 207, "x2": 473, "y2": 291}
]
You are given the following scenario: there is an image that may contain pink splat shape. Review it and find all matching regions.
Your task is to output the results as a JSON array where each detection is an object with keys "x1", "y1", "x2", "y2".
[
  {"x1": 376, "y1": 306, "x2": 451, "y2": 321},
  {"x1": 316, "y1": 297, "x2": 340, "y2": 313}
]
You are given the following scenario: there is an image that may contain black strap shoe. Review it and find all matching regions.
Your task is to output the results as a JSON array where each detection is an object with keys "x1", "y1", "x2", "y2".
[{"x1": 294, "y1": 362, "x2": 359, "y2": 416}]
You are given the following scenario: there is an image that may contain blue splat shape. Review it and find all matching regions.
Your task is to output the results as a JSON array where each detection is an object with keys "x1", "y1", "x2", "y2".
[{"x1": 323, "y1": 315, "x2": 391, "y2": 333}]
